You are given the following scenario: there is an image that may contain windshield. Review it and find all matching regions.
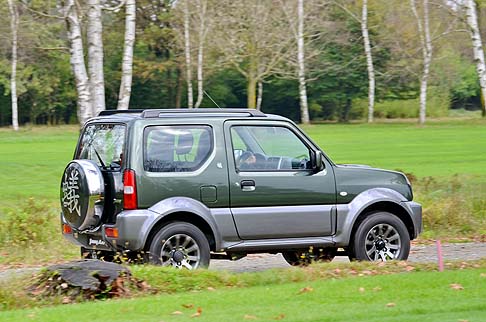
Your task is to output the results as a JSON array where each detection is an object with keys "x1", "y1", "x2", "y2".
[{"x1": 77, "y1": 124, "x2": 126, "y2": 168}]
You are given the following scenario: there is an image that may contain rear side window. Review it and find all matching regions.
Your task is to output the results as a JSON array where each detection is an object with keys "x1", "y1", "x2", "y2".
[
  {"x1": 77, "y1": 123, "x2": 126, "y2": 168},
  {"x1": 144, "y1": 125, "x2": 213, "y2": 172}
]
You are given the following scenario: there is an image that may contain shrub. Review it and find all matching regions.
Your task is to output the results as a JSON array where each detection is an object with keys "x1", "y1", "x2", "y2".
[{"x1": 0, "y1": 198, "x2": 58, "y2": 247}]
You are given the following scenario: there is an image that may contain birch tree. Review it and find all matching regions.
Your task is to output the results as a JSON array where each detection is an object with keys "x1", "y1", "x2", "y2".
[
  {"x1": 64, "y1": 0, "x2": 92, "y2": 125},
  {"x1": 297, "y1": 0, "x2": 310, "y2": 124},
  {"x1": 117, "y1": 0, "x2": 136, "y2": 110},
  {"x1": 464, "y1": 0, "x2": 486, "y2": 117},
  {"x1": 410, "y1": 0, "x2": 432, "y2": 125},
  {"x1": 194, "y1": 0, "x2": 210, "y2": 108},
  {"x1": 362, "y1": 0, "x2": 375, "y2": 123},
  {"x1": 333, "y1": 0, "x2": 376, "y2": 123},
  {"x1": 87, "y1": 0, "x2": 106, "y2": 115},
  {"x1": 183, "y1": 0, "x2": 194, "y2": 108},
  {"x1": 7, "y1": 0, "x2": 19, "y2": 131}
]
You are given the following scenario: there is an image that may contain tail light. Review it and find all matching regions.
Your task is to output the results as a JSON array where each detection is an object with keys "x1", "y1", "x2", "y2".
[
  {"x1": 62, "y1": 223, "x2": 72, "y2": 234},
  {"x1": 123, "y1": 169, "x2": 138, "y2": 210}
]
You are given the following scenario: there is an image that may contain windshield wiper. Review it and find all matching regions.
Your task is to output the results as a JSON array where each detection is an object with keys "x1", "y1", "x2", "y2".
[{"x1": 93, "y1": 147, "x2": 107, "y2": 169}]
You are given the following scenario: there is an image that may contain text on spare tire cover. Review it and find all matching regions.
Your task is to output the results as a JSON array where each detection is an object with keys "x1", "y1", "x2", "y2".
[{"x1": 62, "y1": 168, "x2": 81, "y2": 217}]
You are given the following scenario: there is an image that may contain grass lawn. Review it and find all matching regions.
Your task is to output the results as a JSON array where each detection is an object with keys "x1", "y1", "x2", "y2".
[
  {"x1": 302, "y1": 119, "x2": 486, "y2": 178},
  {"x1": 0, "y1": 126, "x2": 79, "y2": 207},
  {"x1": 1, "y1": 268, "x2": 485, "y2": 322},
  {"x1": 1, "y1": 119, "x2": 485, "y2": 205},
  {"x1": 0, "y1": 119, "x2": 485, "y2": 264}
]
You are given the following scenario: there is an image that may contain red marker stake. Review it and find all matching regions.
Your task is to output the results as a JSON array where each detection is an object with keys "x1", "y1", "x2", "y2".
[{"x1": 436, "y1": 240, "x2": 444, "y2": 272}]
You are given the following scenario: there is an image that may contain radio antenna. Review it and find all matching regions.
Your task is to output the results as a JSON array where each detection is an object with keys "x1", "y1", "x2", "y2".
[{"x1": 203, "y1": 90, "x2": 221, "y2": 108}]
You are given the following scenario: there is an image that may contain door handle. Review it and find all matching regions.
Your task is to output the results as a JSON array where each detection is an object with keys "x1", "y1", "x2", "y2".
[{"x1": 240, "y1": 180, "x2": 256, "y2": 192}]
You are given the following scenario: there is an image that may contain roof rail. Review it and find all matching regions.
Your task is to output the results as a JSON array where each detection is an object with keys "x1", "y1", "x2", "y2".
[
  {"x1": 141, "y1": 108, "x2": 265, "y2": 118},
  {"x1": 98, "y1": 109, "x2": 144, "y2": 116}
]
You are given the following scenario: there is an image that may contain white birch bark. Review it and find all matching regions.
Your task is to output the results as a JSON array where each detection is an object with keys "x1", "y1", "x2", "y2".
[
  {"x1": 362, "y1": 0, "x2": 375, "y2": 123},
  {"x1": 411, "y1": 0, "x2": 432, "y2": 125},
  {"x1": 297, "y1": 0, "x2": 310, "y2": 124},
  {"x1": 64, "y1": 0, "x2": 92, "y2": 125},
  {"x1": 465, "y1": 0, "x2": 486, "y2": 117},
  {"x1": 87, "y1": 0, "x2": 106, "y2": 116},
  {"x1": 256, "y1": 80, "x2": 263, "y2": 110},
  {"x1": 194, "y1": 0, "x2": 208, "y2": 108},
  {"x1": 183, "y1": 0, "x2": 194, "y2": 108},
  {"x1": 117, "y1": 0, "x2": 136, "y2": 110},
  {"x1": 7, "y1": 0, "x2": 19, "y2": 131}
]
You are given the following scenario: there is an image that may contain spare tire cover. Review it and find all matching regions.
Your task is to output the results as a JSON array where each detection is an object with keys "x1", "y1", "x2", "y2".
[{"x1": 61, "y1": 160, "x2": 104, "y2": 231}]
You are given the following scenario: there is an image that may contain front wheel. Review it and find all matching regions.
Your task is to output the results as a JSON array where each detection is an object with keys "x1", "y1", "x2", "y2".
[
  {"x1": 349, "y1": 212, "x2": 410, "y2": 261},
  {"x1": 149, "y1": 222, "x2": 210, "y2": 269}
]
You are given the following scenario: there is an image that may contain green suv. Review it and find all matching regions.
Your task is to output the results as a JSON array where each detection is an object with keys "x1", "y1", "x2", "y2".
[{"x1": 60, "y1": 109, "x2": 422, "y2": 268}]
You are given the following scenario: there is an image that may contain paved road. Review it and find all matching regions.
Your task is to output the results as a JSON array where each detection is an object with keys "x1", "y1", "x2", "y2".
[
  {"x1": 209, "y1": 242, "x2": 486, "y2": 272},
  {"x1": 1, "y1": 243, "x2": 485, "y2": 280}
]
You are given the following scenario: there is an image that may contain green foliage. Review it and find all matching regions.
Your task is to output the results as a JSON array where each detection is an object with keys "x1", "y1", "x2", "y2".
[
  {"x1": 416, "y1": 175, "x2": 486, "y2": 237},
  {"x1": 0, "y1": 199, "x2": 55, "y2": 246}
]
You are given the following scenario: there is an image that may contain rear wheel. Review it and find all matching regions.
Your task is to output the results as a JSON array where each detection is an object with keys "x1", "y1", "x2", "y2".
[
  {"x1": 282, "y1": 247, "x2": 336, "y2": 266},
  {"x1": 349, "y1": 212, "x2": 410, "y2": 261},
  {"x1": 149, "y1": 222, "x2": 210, "y2": 269}
]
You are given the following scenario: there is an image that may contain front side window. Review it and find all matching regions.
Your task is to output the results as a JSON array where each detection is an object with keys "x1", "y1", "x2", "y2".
[
  {"x1": 77, "y1": 123, "x2": 126, "y2": 168},
  {"x1": 144, "y1": 125, "x2": 213, "y2": 172},
  {"x1": 231, "y1": 125, "x2": 311, "y2": 171}
]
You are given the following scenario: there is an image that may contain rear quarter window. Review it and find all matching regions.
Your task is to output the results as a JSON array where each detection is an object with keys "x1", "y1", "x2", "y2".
[{"x1": 144, "y1": 125, "x2": 213, "y2": 172}]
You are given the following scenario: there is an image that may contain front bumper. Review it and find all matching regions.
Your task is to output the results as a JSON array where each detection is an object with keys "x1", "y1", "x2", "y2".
[{"x1": 401, "y1": 201, "x2": 423, "y2": 238}]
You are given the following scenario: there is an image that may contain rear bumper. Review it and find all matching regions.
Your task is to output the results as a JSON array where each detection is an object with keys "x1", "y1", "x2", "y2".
[
  {"x1": 102, "y1": 209, "x2": 158, "y2": 251},
  {"x1": 61, "y1": 213, "x2": 113, "y2": 251},
  {"x1": 61, "y1": 210, "x2": 156, "y2": 252}
]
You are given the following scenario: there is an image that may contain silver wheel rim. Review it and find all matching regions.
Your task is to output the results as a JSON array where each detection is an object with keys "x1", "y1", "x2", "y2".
[
  {"x1": 160, "y1": 234, "x2": 201, "y2": 269},
  {"x1": 364, "y1": 224, "x2": 401, "y2": 261}
]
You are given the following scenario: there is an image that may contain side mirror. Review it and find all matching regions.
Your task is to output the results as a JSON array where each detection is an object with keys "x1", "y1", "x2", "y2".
[{"x1": 311, "y1": 150, "x2": 325, "y2": 173}]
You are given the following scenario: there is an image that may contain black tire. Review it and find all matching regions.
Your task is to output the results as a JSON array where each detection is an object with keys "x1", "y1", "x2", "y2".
[
  {"x1": 282, "y1": 247, "x2": 336, "y2": 266},
  {"x1": 149, "y1": 222, "x2": 210, "y2": 269},
  {"x1": 349, "y1": 212, "x2": 410, "y2": 261}
]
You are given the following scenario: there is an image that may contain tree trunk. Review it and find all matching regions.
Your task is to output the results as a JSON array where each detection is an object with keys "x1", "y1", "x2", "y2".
[
  {"x1": 183, "y1": 0, "x2": 193, "y2": 108},
  {"x1": 87, "y1": 0, "x2": 105, "y2": 116},
  {"x1": 297, "y1": 0, "x2": 310, "y2": 124},
  {"x1": 247, "y1": 77, "x2": 257, "y2": 109},
  {"x1": 64, "y1": 0, "x2": 92, "y2": 125},
  {"x1": 411, "y1": 0, "x2": 432, "y2": 125},
  {"x1": 7, "y1": 0, "x2": 19, "y2": 131},
  {"x1": 176, "y1": 64, "x2": 183, "y2": 109},
  {"x1": 256, "y1": 80, "x2": 263, "y2": 110},
  {"x1": 465, "y1": 0, "x2": 486, "y2": 117},
  {"x1": 362, "y1": 0, "x2": 375, "y2": 123},
  {"x1": 117, "y1": 0, "x2": 136, "y2": 110},
  {"x1": 194, "y1": 0, "x2": 207, "y2": 108}
]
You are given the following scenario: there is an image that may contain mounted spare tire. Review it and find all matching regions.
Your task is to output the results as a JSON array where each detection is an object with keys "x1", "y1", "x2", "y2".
[{"x1": 60, "y1": 160, "x2": 104, "y2": 231}]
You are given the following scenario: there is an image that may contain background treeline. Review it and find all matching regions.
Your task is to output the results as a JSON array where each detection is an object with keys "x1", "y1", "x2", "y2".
[{"x1": 0, "y1": 0, "x2": 485, "y2": 126}]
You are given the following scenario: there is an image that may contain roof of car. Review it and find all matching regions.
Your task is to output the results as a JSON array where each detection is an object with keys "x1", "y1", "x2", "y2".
[{"x1": 89, "y1": 108, "x2": 290, "y2": 123}]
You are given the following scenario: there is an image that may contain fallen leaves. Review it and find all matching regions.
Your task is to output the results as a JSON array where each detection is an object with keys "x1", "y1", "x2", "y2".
[
  {"x1": 450, "y1": 283, "x2": 464, "y2": 291},
  {"x1": 298, "y1": 286, "x2": 313, "y2": 294},
  {"x1": 182, "y1": 303, "x2": 194, "y2": 309},
  {"x1": 171, "y1": 311, "x2": 183, "y2": 315},
  {"x1": 191, "y1": 307, "x2": 203, "y2": 318},
  {"x1": 244, "y1": 314, "x2": 258, "y2": 320},
  {"x1": 273, "y1": 313, "x2": 285, "y2": 320},
  {"x1": 386, "y1": 302, "x2": 396, "y2": 308},
  {"x1": 358, "y1": 287, "x2": 365, "y2": 293}
]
